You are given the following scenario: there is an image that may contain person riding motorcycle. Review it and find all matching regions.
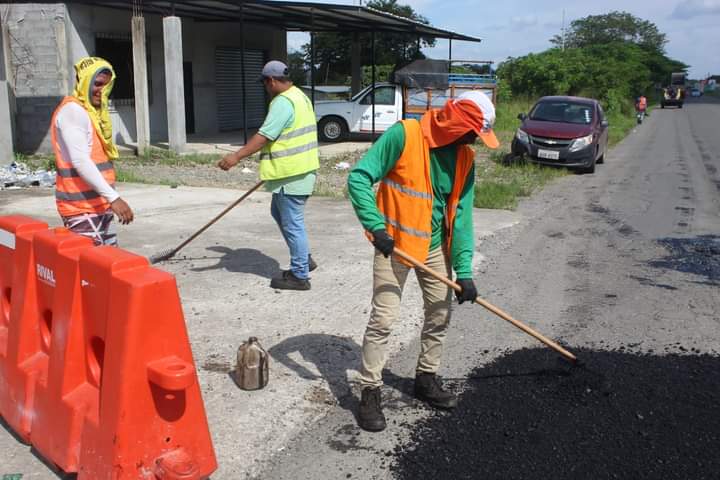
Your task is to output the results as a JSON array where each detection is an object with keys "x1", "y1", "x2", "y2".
[{"x1": 635, "y1": 95, "x2": 647, "y2": 124}]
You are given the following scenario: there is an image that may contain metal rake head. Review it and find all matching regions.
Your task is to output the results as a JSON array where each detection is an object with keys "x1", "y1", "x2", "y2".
[{"x1": 148, "y1": 248, "x2": 177, "y2": 264}]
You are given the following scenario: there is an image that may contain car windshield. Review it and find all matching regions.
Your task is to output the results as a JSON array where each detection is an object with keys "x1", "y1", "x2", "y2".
[
  {"x1": 350, "y1": 86, "x2": 373, "y2": 102},
  {"x1": 530, "y1": 101, "x2": 594, "y2": 125}
]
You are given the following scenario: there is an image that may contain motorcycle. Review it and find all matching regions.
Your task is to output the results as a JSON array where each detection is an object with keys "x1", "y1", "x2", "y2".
[{"x1": 636, "y1": 109, "x2": 645, "y2": 124}]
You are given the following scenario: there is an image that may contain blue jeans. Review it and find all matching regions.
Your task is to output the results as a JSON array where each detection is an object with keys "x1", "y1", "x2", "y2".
[{"x1": 270, "y1": 190, "x2": 311, "y2": 279}]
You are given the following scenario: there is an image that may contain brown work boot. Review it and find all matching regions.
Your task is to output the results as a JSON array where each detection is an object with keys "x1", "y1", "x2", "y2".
[
  {"x1": 358, "y1": 387, "x2": 386, "y2": 432},
  {"x1": 414, "y1": 372, "x2": 457, "y2": 410}
]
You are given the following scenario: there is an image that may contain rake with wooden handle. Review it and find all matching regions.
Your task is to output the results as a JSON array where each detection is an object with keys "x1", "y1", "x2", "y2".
[
  {"x1": 149, "y1": 180, "x2": 265, "y2": 264},
  {"x1": 392, "y1": 246, "x2": 577, "y2": 363}
]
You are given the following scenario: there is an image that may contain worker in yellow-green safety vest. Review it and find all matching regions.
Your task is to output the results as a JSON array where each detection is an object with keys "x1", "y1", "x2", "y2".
[{"x1": 218, "y1": 60, "x2": 320, "y2": 291}]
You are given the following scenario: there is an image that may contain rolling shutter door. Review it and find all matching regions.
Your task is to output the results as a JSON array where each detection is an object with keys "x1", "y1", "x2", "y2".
[{"x1": 216, "y1": 48, "x2": 266, "y2": 131}]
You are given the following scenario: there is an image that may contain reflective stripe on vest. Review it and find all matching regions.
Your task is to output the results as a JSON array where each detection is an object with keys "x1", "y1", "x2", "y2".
[
  {"x1": 259, "y1": 86, "x2": 320, "y2": 181},
  {"x1": 56, "y1": 161, "x2": 114, "y2": 178},
  {"x1": 51, "y1": 96, "x2": 116, "y2": 217},
  {"x1": 376, "y1": 119, "x2": 474, "y2": 265},
  {"x1": 381, "y1": 178, "x2": 433, "y2": 200},
  {"x1": 55, "y1": 184, "x2": 116, "y2": 201},
  {"x1": 260, "y1": 141, "x2": 319, "y2": 160},
  {"x1": 383, "y1": 215, "x2": 432, "y2": 239},
  {"x1": 275, "y1": 124, "x2": 317, "y2": 142}
]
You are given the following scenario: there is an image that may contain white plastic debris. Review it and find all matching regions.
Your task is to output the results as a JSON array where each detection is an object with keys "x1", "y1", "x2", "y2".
[
  {"x1": 0, "y1": 161, "x2": 56, "y2": 189},
  {"x1": 333, "y1": 161, "x2": 351, "y2": 170},
  {"x1": 241, "y1": 167, "x2": 253, "y2": 174}
]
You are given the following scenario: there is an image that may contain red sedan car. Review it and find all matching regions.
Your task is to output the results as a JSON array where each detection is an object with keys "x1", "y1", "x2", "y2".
[{"x1": 511, "y1": 96, "x2": 610, "y2": 174}]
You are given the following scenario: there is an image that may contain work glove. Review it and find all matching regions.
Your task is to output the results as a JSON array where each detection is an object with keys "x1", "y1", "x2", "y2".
[
  {"x1": 371, "y1": 229, "x2": 394, "y2": 257},
  {"x1": 455, "y1": 278, "x2": 477, "y2": 304}
]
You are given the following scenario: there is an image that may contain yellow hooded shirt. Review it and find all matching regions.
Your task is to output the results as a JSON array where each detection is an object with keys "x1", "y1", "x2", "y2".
[{"x1": 71, "y1": 57, "x2": 119, "y2": 159}]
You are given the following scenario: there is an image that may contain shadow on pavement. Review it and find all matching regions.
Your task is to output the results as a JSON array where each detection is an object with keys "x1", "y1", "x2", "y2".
[
  {"x1": 392, "y1": 347, "x2": 720, "y2": 480},
  {"x1": 190, "y1": 246, "x2": 280, "y2": 279},
  {"x1": 269, "y1": 334, "x2": 416, "y2": 420}
]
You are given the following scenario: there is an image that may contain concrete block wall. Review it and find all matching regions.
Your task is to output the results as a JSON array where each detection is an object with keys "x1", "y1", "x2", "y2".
[{"x1": 1, "y1": 3, "x2": 69, "y2": 153}]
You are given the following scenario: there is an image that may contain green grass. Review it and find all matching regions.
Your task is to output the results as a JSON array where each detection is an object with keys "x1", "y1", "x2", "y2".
[
  {"x1": 15, "y1": 152, "x2": 55, "y2": 171},
  {"x1": 472, "y1": 95, "x2": 638, "y2": 210},
  {"x1": 114, "y1": 167, "x2": 147, "y2": 183},
  {"x1": 473, "y1": 98, "x2": 570, "y2": 210},
  {"x1": 607, "y1": 109, "x2": 637, "y2": 146},
  {"x1": 128, "y1": 148, "x2": 222, "y2": 166},
  {"x1": 115, "y1": 167, "x2": 179, "y2": 187},
  {"x1": 474, "y1": 150, "x2": 568, "y2": 210},
  {"x1": 494, "y1": 97, "x2": 536, "y2": 133}
]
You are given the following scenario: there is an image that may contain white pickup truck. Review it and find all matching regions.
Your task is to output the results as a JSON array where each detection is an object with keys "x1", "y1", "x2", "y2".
[{"x1": 314, "y1": 76, "x2": 496, "y2": 142}]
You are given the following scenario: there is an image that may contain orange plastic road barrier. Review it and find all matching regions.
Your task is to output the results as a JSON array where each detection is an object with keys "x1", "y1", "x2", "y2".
[
  {"x1": 28, "y1": 228, "x2": 97, "y2": 471},
  {"x1": 73, "y1": 245, "x2": 217, "y2": 479},
  {"x1": 0, "y1": 215, "x2": 50, "y2": 441},
  {"x1": 0, "y1": 215, "x2": 217, "y2": 479}
]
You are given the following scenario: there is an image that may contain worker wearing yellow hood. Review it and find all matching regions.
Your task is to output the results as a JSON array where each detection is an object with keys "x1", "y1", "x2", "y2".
[{"x1": 51, "y1": 56, "x2": 134, "y2": 246}]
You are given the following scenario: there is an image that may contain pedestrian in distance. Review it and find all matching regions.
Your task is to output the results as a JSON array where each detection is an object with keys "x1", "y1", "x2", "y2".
[
  {"x1": 218, "y1": 60, "x2": 320, "y2": 291},
  {"x1": 346, "y1": 90, "x2": 500, "y2": 432},
  {"x1": 51, "y1": 56, "x2": 134, "y2": 246}
]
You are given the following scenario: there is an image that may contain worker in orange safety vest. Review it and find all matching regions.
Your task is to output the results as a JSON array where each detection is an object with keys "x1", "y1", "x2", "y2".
[
  {"x1": 51, "y1": 57, "x2": 133, "y2": 245},
  {"x1": 346, "y1": 91, "x2": 499, "y2": 432}
]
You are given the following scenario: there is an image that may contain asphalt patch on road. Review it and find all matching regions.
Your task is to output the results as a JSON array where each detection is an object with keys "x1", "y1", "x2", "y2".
[
  {"x1": 649, "y1": 235, "x2": 720, "y2": 285},
  {"x1": 392, "y1": 347, "x2": 720, "y2": 480}
]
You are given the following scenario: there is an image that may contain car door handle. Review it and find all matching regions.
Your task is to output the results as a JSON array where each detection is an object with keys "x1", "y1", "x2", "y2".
[{"x1": 386, "y1": 110, "x2": 395, "y2": 114}]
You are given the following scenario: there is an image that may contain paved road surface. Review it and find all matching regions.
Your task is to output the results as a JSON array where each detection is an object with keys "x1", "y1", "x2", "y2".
[
  {"x1": 0, "y1": 160, "x2": 519, "y2": 477},
  {"x1": 0, "y1": 96, "x2": 717, "y2": 479},
  {"x1": 260, "y1": 96, "x2": 720, "y2": 479}
]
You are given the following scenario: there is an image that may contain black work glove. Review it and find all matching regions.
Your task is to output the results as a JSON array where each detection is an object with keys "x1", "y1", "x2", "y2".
[
  {"x1": 371, "y1": 229, "x2": 394, "y2": 257},
  {"x1": 455, "y1": 278, "x2": 477, "y2": 304}
]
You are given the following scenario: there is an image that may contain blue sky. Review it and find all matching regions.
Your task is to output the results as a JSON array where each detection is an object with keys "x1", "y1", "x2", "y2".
[{"x1": 286, "y1": 0, "x2": 720, "y2": 79}]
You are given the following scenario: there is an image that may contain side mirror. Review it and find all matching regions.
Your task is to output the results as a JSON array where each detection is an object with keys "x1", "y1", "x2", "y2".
[
  {"x1": 517, "y1": 113, "x2": 527, "y2": 121},
  {"x1": 601, "y1": 119, "x2": 609, "y2": 128}
]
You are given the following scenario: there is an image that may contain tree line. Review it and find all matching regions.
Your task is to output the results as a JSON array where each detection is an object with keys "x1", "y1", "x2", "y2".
[
  {"x1": 497, "y1": 12, "x2": 687, "y2": 113},
  {"x1": 291, "y1": 5, "x2": 688, "y2": 114}
]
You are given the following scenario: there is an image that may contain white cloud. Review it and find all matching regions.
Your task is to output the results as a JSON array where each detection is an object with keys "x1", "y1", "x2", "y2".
[{"x1": 671, "y1": 0, "x2": 720, "y2": 19}]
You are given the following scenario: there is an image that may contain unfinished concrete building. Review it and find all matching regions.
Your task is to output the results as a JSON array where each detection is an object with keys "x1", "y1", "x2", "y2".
[{"x1": 0, "y1": 1, "x2": 479, "y2": 160}]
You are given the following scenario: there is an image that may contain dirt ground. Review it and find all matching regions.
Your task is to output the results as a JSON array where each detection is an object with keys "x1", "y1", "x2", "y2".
[{"x1": 115, "y1": 149, "x2": 367, "y2": 197}]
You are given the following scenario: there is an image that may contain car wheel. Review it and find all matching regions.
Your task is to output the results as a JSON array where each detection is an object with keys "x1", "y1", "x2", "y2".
[
  {"x1": 661, "y1": 103, "x2": 665, "y2": 109},
  {"x1": 678, "y1": 103, "x2": 683, "y2": 109},
  {"x1": 318, "y1": 116, "x2": 348, "y2": 142},
  {"x1": 579, "y1": 158, "x2": 596, "y2": 174},
  {"x1": 596, "y1": 152, "x2": 604, "y2": 164}
]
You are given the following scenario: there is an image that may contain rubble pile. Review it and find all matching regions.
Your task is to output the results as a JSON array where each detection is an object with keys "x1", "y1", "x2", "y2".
[{"x1": 1, "y1": 161, "x2": 55, "y2": 190}]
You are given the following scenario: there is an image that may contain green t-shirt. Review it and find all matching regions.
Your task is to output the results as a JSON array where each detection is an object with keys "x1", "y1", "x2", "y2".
[
  {"x1": 259, "y1": 94, "x2": 316, "y2": 195},
  {"x1": 346, "y1": 122, "x2": 476, "y2": 278}
]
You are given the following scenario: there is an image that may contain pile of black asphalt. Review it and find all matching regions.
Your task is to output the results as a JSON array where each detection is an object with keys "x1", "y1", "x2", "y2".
[{"x1": 392, "y1": 347, "x2": 720, "y2": 480}]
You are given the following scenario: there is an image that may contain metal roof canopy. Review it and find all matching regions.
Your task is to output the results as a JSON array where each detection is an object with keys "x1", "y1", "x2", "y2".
[{"x1": 60, "y1": 0, "x2": 482, "y2": 41}]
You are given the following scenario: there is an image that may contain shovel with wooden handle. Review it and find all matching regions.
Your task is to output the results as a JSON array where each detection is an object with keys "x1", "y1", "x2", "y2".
[{"x1": 392, "y1": 246, "x2": 577, "y2": 363}]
